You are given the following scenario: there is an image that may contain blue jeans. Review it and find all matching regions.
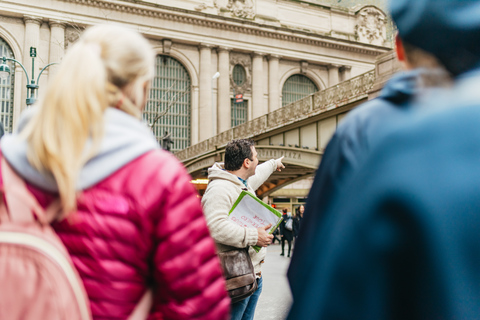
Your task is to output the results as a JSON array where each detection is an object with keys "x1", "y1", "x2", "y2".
[{"x1": 230, "y1": 277, "x2": 263, "y2": 320}]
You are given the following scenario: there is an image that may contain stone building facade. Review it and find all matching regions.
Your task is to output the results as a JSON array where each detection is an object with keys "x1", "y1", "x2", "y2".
[{"x1": 0, "y1": 0, "x2": 390, "y2": 151}]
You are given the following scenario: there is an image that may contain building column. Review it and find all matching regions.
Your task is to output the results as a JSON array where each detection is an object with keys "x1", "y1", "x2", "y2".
[
  {"x1": 217, "y1": 47, "x2": 231, "y2": 134},
  {"x1": 23, "y1": 16, "x2": 42, "y2": 109},
  {"x1": 342, "y1": 65, "x2": 352, "y2": 81},
  {"x1": 48, "y1": 20, "x2": 66, "y2": 80},
  {"x1": 199, "y1": 44, "x2": 213, "y2": 141},
  {"x1": 328, "y1": 64, "x2": 340, "y2": 86},
  {"x1": 252, "y1": 52, "x2": 265, "y2": 119},
  {"x1": 268, "y1": 54, "x2": 280, "y2": 112}
]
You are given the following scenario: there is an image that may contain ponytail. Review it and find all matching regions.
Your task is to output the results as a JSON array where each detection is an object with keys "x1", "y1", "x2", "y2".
[{"x1": 21, "y1": 25, "x2": 154, "y2": 217}]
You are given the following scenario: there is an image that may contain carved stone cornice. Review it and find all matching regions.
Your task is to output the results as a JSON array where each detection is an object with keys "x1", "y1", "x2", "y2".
[{"x1": 58, "y1": 0, "x2": 387, "y2": 56}]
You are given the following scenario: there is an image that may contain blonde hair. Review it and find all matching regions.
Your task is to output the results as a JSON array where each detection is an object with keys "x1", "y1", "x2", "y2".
[{"x1": 21, "y1": 24, "x2": 154, "y2": 216}]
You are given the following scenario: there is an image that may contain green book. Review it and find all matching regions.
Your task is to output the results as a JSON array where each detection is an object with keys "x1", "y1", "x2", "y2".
[{"x1": 228, "y1": 190, "x2": 283, "y2": 252}]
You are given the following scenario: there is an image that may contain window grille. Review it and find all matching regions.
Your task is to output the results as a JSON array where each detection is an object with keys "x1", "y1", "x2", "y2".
[
  {"x1": 144, "y1": 55, "x2": 191, "y2": 152},
  {"x1": 233, "y1": 64, "x2": 246, "y2": 86},
  {"x1": 281, "y1": 74, "x2": 318, "y2": 107},
  {"x1": 231, "y1": 98, "x2": 247, "y2": 127},
  {"x1": 0, "y1": 38, "x2": 15, "y2": 134}
]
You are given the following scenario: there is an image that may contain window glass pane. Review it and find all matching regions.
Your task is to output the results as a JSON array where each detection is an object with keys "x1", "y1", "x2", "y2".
[
  {"x1": 145, "y1": 55, "x2": 191, "y2": 152},
  {"x1": 281, "y1": 74, "x2": 318, "y2": 107},
  {"x1": 233, "y1": 64, "x2": 246, "y2": 86},
  {"x1": 0, "y1": 38, "x2": 15, "y2": 134},
  {"x1": 231, "y1": 99, "x2": 248, "y2": 127}
]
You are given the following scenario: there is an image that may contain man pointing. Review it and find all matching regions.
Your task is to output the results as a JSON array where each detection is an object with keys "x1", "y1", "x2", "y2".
[{"x1": 202, "y1": 139, "x2": 285, "y2": 320}]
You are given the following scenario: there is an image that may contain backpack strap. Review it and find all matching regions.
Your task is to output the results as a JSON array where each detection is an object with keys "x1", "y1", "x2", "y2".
[
  {"x1": 1, "y1": 157, "x2": 46, "y2": 224},
  {"x1": 127, "y1": 289, "x2": 153, "y2": 320},
  {"x1": 0, "y1": 196, "x2": 8, "y2": 223}
]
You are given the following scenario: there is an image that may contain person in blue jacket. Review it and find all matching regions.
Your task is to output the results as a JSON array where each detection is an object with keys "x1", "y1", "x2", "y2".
[
  {"x1": 287, "y1": 0, "x2": 480, "y2": 319},
  {"x1": 288, "y1": 35, "x2": 449, "y2": 300}
]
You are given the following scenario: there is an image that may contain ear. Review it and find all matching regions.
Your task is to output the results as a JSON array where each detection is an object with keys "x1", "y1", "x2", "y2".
[
  {"x1": 395, "y1": 34, "x2": 406, "y2": 63},
  {"x1": 243, "y1": 157, "x2": 250, "y2": 169}
]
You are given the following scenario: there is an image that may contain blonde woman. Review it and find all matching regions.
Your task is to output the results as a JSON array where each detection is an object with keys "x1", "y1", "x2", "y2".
[{"x1": 0, "y1": 25, "x2": 229, "y2": 319}]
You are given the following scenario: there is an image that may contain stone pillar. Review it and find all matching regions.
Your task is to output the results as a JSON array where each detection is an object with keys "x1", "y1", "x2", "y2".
[
  {"x1": 23, "y1": 16, "x2": 42, "y2": 109},
  {"x1": 217, "y1": 47, "x2": 231, "y2": 134},
  {"x1": 328, "y1": 65, "x2": 340, "y2": 86},
  {"x1": 344, "y1": 65, "x2": 352, "y2": 80},
  {"x1": 252, "y1": 52, "x2": 265, "y2": 119},
  {"x1": 48, "y1": 20, "x2": 66, "y2": 79},
  {"x1": 268, "y1": 54, "x2": 280, "y2": 112},
  {"x1": 199, "y1": 44, "x2": 213, "y2": 141}
]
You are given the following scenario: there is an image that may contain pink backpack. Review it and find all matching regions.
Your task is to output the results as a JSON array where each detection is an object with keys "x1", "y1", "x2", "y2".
[
  {"x1": 0, "y1": 157, "x2": 92, "y2": 319},
  {"x1": 0, "y1": 158, "x2": 152, "y2": 320}
]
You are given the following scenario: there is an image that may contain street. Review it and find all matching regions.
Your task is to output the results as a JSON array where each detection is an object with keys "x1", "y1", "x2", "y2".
[{"x1": 254, "y1": 242, "x2": 293, "y2": 320}]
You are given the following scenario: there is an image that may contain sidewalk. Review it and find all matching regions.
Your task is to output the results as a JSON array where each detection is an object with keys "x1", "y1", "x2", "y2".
[{"x1": 254, "y1": 243, "x2": 293, "y2": 320}]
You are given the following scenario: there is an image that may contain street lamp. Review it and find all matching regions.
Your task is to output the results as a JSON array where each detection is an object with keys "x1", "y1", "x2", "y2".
[
  {"x1": 212, "y1": 71, "x2": 220, "y2": 137},
  {"x1": 0, "y1": 46, "x2": 58, "y2": 106}
]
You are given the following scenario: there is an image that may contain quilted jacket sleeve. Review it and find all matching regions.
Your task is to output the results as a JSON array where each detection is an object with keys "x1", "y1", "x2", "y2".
[{"x1": 149, "y1": 154, "x2": 230, "y2": 320}]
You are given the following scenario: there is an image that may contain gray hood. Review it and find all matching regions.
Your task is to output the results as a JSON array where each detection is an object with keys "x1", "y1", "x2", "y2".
[
  {"x1": 1, "y1": 107, "x2": 159, "y2": 192},
  {"x1": 207, "y1": 162, "x2": 245, "y2": 188}
]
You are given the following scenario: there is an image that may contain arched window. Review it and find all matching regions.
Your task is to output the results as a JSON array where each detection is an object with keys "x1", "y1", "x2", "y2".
[
  {"x1": 0, "y1": 38, "x2": 15, "y2": 133},
  {"x1": 144, "y1": 55, "x2": 191, "y2": 152},
  {"x1": 281, "y1": 74, "x2": 318, "y2": 107}
]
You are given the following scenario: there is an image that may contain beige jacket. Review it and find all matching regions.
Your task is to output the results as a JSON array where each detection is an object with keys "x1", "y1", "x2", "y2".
[{"x1": 201, "y1": 160, "x2": 277, "y2": 275}]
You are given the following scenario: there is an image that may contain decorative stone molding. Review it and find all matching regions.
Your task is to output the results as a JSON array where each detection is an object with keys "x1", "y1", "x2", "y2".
[
  {"x1": 199, "y1": 43, "x2": 215, "y2": 49},
  {"x1": 300, "y1": 61, "x2": 308, "y2": 74},
  {"x1": 65, "y1": 26, "x2": 83, "y2": 49},
  {"x1": 227, "y1": 0, "x2": 255, "y2": 19},
  {"x1": 163, "y1": 39, "x2": 172, "y2": 54},
  {"x1": 49, "y1": 19, "x2": 67, "y2": 29},
  {"x1": 57, "y1": 0, "x2": 386, "y2": 56},
  {"x1": 268, "y1": 54, "x2": 281, "y2": 61},
  {"x1": 355, "y1": 6, "x2": 386, "y2": 46},
  {"x1": 23, "y1": 15, "x2": 43, "y2": 25},
  {"x1": 251, "y1": 51, "x2": 265, "y2": 58},
  {"x1": 230, "y1": 52, "x2": 252, "y2": 93},
  {"x1": 218, "y1": 46, "x2": 232, "y2": 53},
  {"x1": 215, "y1": 0, "x2": 255, "y2": 19}
]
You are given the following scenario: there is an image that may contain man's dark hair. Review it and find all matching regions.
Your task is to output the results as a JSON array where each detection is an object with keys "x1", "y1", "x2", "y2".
[{"x1": 224, "y1": 139, "x2": 255, "y2": 171}]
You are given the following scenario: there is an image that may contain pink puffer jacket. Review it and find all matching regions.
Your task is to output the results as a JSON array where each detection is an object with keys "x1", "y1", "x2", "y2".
[{"x1": 11, "y1": 150, "x2": 230, "y2": 320}]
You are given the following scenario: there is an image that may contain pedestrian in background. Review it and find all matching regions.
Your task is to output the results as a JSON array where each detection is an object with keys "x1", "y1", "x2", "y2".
[
  {"x1": 293, "y1": 205, "x2": 304, "y2": 242},
  {"x1": 280, "y1": 208, "x2": 293, "y2": 257},
  {"x1": 0, "y1": 24, "x2": 229, "y2": 320}
]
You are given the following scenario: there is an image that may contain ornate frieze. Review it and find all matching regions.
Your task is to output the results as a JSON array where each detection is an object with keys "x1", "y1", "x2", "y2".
[
  {"x1": 54, "y1": 0, "x2": 385, "y2": 56},
  {"x1": 65, "y1": 26, "x2": 83, "y2": 49},
  {"x1": 227, "y1": 0, "x2": 255, "y2": 19},
  {"x1": 230, "y1": 52, "x2": 252, "y2": 93},
  {"x1": 355, "y1": 6, "x2": 386, "y2": 46}
]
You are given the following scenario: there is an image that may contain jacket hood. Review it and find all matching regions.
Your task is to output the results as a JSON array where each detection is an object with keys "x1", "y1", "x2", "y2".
[
  {"x1": 1, "y1": 107, "x2": 159, "y2": 192},
  {"x1": 389, "y1": 0, "x2": 480, "y2": 76},
  {"x1": 207, "y1": 162, "x2": 245, "y2": 188},
  {"x1": 379, "y1": 68, "x2": 450, "y2": 105}
]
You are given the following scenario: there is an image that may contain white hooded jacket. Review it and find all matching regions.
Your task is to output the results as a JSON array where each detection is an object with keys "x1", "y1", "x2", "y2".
[{"x1": 201, "y1": 160, "x2": 277, "y2": 276}]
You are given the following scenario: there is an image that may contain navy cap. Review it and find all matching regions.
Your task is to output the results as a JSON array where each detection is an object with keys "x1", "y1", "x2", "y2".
[{"x1": 389, "y1": 0, "x2": 480, "y2": 75}]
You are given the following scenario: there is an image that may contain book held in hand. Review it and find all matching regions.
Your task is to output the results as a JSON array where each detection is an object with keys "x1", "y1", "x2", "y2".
[{"x1": 228, "y1": 190, "x2": 283, "y2": 252}]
